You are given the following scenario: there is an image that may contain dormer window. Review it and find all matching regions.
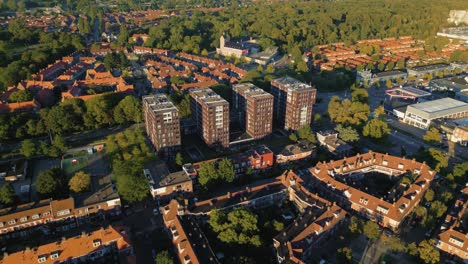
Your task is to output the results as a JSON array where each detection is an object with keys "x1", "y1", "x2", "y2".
[
  {"x1": 449, "y1": 236, "x2": 464, "y2": 247},
  {"x1": 50, "y1": 251, "x2": 59, "y2": 260},
  {"x1": 20, "y1": 216, "x2": 28, "y2": 222},
  {"x1": 359, "y1": 197, "x2": 368, "y2": 205},
  {"x1": 382, "y1": 160, "x2": 388, "y2": 166},
  {"x1": 32, "y1": 214, "x2": 40, "y2": 220},
  {"x1": 38, "y1": 255, "x2": 47, "y2": 263},
  {"x1": 398, "y1": 163, "x2": 404, "y2": 169},
  {"x1": 93, "y1": 239, "x2": 101, "y2": 247},
  {"x1": 414, "y1": 169, "x2": 420, "y2": 175},
  {"x1": 7, "y1": 219, "x2": 16, "y2": 225}
]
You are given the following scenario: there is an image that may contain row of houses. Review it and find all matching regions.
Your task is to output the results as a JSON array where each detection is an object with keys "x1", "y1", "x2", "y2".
[
  {"x1": 161, "y1": 171, "x2": 346, "y2": 264},
  {"x1": 0, "y1": 52, "x2": 135, "y2": 114},
  {"x1": 307, "y1": 36, "x2": 466, "y2": 72}
]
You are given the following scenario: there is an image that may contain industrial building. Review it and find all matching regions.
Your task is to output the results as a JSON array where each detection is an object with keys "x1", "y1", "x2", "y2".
[{"x1": 403, "y1": 98, "x2": 468, "y2": 129}]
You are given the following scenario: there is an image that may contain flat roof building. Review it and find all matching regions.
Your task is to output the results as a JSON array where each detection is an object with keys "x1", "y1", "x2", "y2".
[
  {"x1": 271, "y1": 76, "x2": 317, "y2": 131},
  {"x1": 144, "y1": 162, "x2": 193, "y2": 200},
  {"x1": 403, "y1": 98, "x2": 468, "y2": 129},
  {"x1": 407, "y1": 63, "x2": 452, "y2": 78},
  {"x1": 143, "y1": 94, "x2": 181, "y2": 159},
  {"x1": 232, "y1": 83, "x2": 273, "y2": 139},
  {"x1": 190, "y1": 88, "x2": 230, "y2": 149}
]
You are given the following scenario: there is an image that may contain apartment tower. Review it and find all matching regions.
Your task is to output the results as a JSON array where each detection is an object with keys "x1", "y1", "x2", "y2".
[
  {"x1": 143, "y1": 94, "x2": 181, "y2": 158},
  {"x1": 233, "y1": 82, "x2": 274, "y2": 139},
  {"x1": 271, "y1": 76, "x2": 317, "y2": 130},
  {"x1": 190, "y1": 88, "x2": 230, "y2": 148}
]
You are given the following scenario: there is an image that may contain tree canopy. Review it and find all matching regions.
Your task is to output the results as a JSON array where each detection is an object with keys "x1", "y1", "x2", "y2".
[
  {"x1": 335, "y1": 124, "x2": 360, "y2": 142},
  {"x1": 423, "y1": 128, "x2": 442, "y2": 144},
  {"x1": 0, "y1": 183, "x2": 15, "y2": 205},
  {"x1": 36, "y1": 168, "x2": 67, "y2": 198},
  {"x1": 209, "y1": 208, "x2": 262, "y2": 247},
  {"x1": 69, "y1": 171, "x2": 91, "y2": 193},
  {"x1": 362, "y1": 118, "x2": 390, "y2": 139}
]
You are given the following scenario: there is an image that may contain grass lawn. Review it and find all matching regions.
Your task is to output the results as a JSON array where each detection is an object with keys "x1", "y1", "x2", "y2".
[{"x1": 61, "y1": 155, "x2": 89, "y2": 176}]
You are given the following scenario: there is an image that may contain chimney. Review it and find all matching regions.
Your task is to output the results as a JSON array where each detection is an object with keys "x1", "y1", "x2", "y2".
[{"x1": 227, "y1": 192, "x2": 231, "y2": 198}]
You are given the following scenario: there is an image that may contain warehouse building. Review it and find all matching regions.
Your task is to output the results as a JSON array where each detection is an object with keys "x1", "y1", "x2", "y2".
[{"x1": 403, "y1": 98, "x2": 468, "y2": 129}]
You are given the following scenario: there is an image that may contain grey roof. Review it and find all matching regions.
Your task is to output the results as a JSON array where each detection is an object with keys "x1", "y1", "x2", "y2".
[
  {"x1": 406, "y1": 98, "x2": 468, "y2": 120},
  {"x1": 190, "y1": 88, "x2": 228, "y2": 105},
  {"x1": 145, "y1": 162, "x2": 191, "y2": 189},
  {"x1": 143, "y1": 94, "x2": 178, "y2": 113},
  {"x1": 272, "y1": 76, "x2": 316, "y2": 92},
  {"x1": 408, "y1": 63, "x2": 451, "y2": 72}
]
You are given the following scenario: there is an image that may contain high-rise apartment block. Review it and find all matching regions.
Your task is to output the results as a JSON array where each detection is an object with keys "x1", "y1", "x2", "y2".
[
  {"x1": 233, "y1": 82, "x2": 274, "y2": 139},
  {"x1": 271, "y1": 76, "x2": 317, "y2": 130},
  {"x1": 190, "y1": 88, "x2": 230, "y2": 148},
  {"x1": 143, "y1": 94, "x2": 181, "y2": 158}
]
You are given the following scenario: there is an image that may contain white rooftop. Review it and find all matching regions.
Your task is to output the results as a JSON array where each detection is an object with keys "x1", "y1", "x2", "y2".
[{"x1": 410, "y1": 98, "x2": 466, "y2": 113}]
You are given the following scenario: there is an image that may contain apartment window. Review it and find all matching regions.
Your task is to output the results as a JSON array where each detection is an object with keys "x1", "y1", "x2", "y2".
[
  {"x1": 57, "y1": 209, "x2": 70, "y2": 216},
  {"x1": 31, "y1": 214, "x2": 39, "y2": 220}
]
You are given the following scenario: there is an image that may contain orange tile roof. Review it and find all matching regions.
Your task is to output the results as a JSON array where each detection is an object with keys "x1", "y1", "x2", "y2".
[{"x1": 2, "y1": 226, "x2": 132, "y2": 264}]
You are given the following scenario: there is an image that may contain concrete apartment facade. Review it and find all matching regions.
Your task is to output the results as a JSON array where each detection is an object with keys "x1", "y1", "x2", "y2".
[
  {"x1": 232, "y1": 83, "x2": 274, "y2": 139},
  {"x1": 271, "y1": 76, "x2": 317, "y2": 131},
  {"x1": 190, "y1": 88, "x2": 230, "y2": 149},
  {"x1": 143, "y1": 94, "x2": 181, "y2": 159}
]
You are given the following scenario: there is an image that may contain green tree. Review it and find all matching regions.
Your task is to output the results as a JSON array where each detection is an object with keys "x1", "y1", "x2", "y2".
[
  {"x1": 396, "y1": 59, "x2": 405, "y2": 69},
  {"x1": 423, "y1": 128, "x2": 441, "y2": 144},
  {"x1": 0, "y1": 183, "x2": 15, "y2": 205},
  {"x1": 117, "y1": 25, "x2": 129, "y2": 46},
  {"x1": 115, "y1": 161, "x2": 149, "y2": 203},
  {"x1": 427, "y1": 148, "x2": 448, "y2": 172},
  {"x1": 377, "y1": 62, "x2": 385, "y2": 71},
  {"x1": 69, "y1": 171, "x2": 91, "y2": 193},
  {"x1": 52, "y1": 135, "x2": 68, "y2": 153},
  {"x1": 351, "y1": 89, "x2": 368, "y2": 103},
  {"x1": 36, "y1": 168, "x2": 65, "y2": 198},
  {"x1": 424, "y1": 189, "x2": 435, "y2": 202},
  {"x1": 381, "y1": 234, "x2": 405, "y2": 252},
  {"x1": 198, "y1": 162, "x2": 218, "y2": 187},
  {"x1": 20, "y1": 139, "x2": 36, "y2": 158},
  {"x1": 335, "y1": 124, "x2": 359, "y2": 142},
  {"x1": 209, "y1": 208, "x2": 262, "y2": 247},
  {"x1": 363, "y1": 221, "x2": 380, "y2": 240},
  {"x1": 218, "y1": 158, "x2": 235, "y2": 183},
  {"x1": 441, "y1": 191, "x2": 453, "y2": 203},
  {"x1": 175, "y1": 153, "x2": 184, "y2": 167},
  {"x1": 337, "y1": 247, "x2": 353, "y2": 263},
  {"x1": 289, "y1": 133, "x2": 298, "y2": 142},
  {"x1": 155, "y1": 250, "x2": 174, "y2": 264},
  {"x1": 417, "y1": 239, "x2": 440, "y2": 264},
  {"x1": 297, "y1": 126, "x2": 317, "y2": 143},
  {"x1": 349, "y1": 216, "x2": 362, "y2": 234},
  {"x1": 429, "y1": 201, "x2": 447, "y2": 219},
  {"x1": 450, "y1": 162, "x2": 468, "y2": 183},
  {"x1": 9, "y1": 90, "x2": 33, "y2": 103},
  {"x1": 114, "y1": 96, "x2": 143, "y2": 124},
  {"x1": 362, "y1": 119, "x2": 390, "y2": 139}
]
